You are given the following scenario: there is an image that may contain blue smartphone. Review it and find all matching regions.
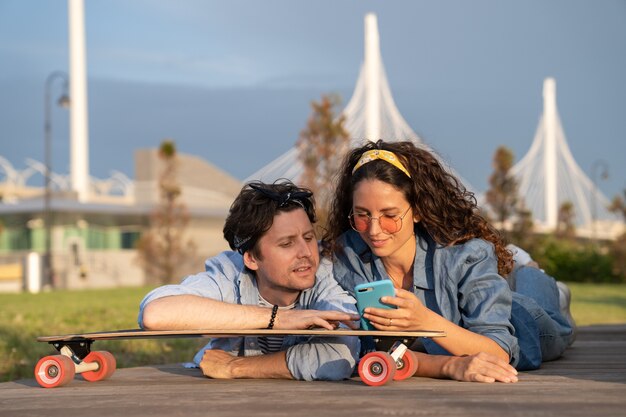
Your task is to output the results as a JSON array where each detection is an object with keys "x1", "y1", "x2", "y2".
[{"x1": 354, "y1": 279, "x2": 397, "y2": 330}]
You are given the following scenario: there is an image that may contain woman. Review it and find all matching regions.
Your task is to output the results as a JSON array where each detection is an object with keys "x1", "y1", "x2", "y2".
[{"x1": 323, "y1": 140, "x2": 573, "y2": 383}]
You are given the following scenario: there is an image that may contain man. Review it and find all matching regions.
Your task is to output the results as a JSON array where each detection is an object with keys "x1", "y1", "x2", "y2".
[{"x1": 139, "y1": 180, "x2": 360, "y2": 381}]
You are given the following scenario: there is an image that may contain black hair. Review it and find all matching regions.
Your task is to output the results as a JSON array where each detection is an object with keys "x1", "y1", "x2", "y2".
[{"x1": 223, "y1": 179, "x2": 316, "y2": 258}]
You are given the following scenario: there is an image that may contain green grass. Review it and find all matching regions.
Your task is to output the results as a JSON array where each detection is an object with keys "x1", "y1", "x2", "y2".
[
  {"x1": 568, "y1": 283, "x2": 626, "y2": 326},
  {"x1": 0, "y1": 287, "x2": 205, "y2": 382},
  {"x1": 1, "y1": 283, "x2": 625, "y2": 383}
]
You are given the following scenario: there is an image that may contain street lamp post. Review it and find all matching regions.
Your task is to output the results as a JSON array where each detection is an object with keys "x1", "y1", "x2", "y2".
[
  {"x1": 44, "y1": 71, "x2": 70, "y2": 289},
  {"x1": 591, "y1": 159, "x2": 609, "y2": 243}
]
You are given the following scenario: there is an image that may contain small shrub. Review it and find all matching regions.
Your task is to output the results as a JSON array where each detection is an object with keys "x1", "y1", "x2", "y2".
[{"x1": 532, "y1": 237, "x2": 622, "y2": 283}]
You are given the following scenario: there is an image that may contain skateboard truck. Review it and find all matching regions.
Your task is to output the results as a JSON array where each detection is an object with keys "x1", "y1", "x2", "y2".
[
  {"x1": 52, "y1": 340, "x2": 92, "y2": 362},
  {"x1": 53, "y1": 342, "x2": 101, "y2": 374},
  {"x1": 389, "y1": 340, "x2": 409, "y2": 367}
]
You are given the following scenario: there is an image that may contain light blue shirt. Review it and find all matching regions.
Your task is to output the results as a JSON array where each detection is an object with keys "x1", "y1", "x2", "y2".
[
  {"x1": 331, "y1": 230, "x2": 524, "y2": 367},
  {"x1": 138, "y1": 251, "x2": 360, "y2": 381}
]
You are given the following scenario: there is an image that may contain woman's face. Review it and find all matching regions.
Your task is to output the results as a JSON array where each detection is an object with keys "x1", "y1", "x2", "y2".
[{"x1": 351, "y1": 179, "x2": 418, "y2": 260}]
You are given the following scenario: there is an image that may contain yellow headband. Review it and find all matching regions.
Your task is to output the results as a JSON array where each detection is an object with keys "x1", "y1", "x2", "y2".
[{"x1": 352, "y1": 149, "x2": 412, "y2": 178}]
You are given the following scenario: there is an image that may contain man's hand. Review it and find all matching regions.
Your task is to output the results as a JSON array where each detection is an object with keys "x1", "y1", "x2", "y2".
[
  {"x1": 274, "y1": 309, "x2": 360, "y2": 330},
  {"x1": 200, "y1": 350, "x2": 240, "y2": 379},
  {"x1": 442, "y1": 352, "x2": 518, "y2": 383}
]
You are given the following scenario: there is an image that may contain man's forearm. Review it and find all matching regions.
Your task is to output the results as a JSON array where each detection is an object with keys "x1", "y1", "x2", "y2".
[
  {"x1": 141, "y1": 295, "x2": 272, "y2": 330},
  {"x1": 141, "y1": 295, "x2": 359, "y2": 331},
  {"x1": 201, "y1": 350, "x2": 293, "y2": 379},
  {"x1": 229, "y1": 351, "x2": 293, "y2": 379}
]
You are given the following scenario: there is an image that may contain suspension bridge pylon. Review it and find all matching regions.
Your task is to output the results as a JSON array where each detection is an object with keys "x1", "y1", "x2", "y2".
[{"x1": 510, "y1": 77, "x2": 621, "y2": 239}]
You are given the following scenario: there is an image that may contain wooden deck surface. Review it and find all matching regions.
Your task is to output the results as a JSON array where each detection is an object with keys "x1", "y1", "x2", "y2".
[{"x1": 1, "y1": 324, "x2": 625, "y2": 417}]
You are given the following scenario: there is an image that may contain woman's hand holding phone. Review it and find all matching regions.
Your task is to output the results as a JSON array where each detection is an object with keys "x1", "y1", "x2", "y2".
[
  {"x1": 361, "y1": 287, "x2": 432, "y2": 331},
  {"x1": 354, "y1": 280, "x2": 396, "y2": 330}
]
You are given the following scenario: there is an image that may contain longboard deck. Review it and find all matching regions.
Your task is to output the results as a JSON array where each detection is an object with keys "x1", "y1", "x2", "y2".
[
  {"x1": 38, "y1": 328, "x2": 446, "y2": 343},
  {"x1": 34, "y1": 328, "x2": 446, "y2": 388}
]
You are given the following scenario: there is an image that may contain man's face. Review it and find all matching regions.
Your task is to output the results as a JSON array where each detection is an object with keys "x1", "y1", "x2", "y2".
[{"x1": 243, "y1": 209, "x2": 319, "y2": 305}]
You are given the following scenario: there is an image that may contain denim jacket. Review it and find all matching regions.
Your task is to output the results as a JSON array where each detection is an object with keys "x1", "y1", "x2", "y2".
[
  {"x1": 138, "y1": 251, "x2": 360, "y2": 381},
  {"x1": 331, "y1": 230, "x2": 541, "y2": 369}
]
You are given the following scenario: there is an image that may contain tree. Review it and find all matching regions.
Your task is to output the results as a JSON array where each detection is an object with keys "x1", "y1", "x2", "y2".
[
  {"x1": 296, "y1": 94, "x2": 350, "y2": 224},
  {"x1": 485, "y1": 146, "x2": 518, "y2": 233},
  {"x1": 609, "y1": 189, "x2": 626, "y2": 222},
  {"x1": 609, "y1": 188, "x2": 626, "y2": 279},
  {"x1": 510, "y1": 203, "x2": 536, "y2": 251},
  {"x1": 136, "y1": 140, "x2": 196, "y2": 284},
  {"x1": 556, "y1": 201, "x2": 576, "y2": 240}
]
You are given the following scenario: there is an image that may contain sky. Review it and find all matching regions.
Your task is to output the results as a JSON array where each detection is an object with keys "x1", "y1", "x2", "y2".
[{"x1": 0, "y1": 0, "x2": 625, "y2": 199}]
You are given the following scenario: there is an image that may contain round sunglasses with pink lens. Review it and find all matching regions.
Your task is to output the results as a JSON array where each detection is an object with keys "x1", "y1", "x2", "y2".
[{"x1": 348, "y1": 206, "x2": 411, "y2": 234}]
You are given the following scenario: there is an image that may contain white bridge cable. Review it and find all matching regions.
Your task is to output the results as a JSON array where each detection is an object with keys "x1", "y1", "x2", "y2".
[
  {"x1": 247, "y1": 15, "x2": 475, "y2": 193},
  {"x1": 511, "y1": 80, "x2": 617, "y2": 228}
]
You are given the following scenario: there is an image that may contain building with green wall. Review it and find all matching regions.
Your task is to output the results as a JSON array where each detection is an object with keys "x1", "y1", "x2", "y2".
[{"x1": 0, "y1": 149, "x2": 242, "y2": 291}]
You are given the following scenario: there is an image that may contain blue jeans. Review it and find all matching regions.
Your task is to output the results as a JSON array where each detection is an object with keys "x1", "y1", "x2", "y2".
[{"x1": 513, "y1": 266, "x2": 573, "y2": 363}]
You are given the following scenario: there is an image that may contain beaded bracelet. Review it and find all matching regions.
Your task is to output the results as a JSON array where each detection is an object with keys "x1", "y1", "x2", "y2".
[{"x1": 267, "y1": 305, "x2": 279, "y2": 329}]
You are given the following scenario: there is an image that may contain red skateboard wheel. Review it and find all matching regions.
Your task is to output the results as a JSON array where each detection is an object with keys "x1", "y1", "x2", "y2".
[
  {"x1": 393, "y1": 350, "x2": 418, "y2": 380},
  {"x1": 82, "y1": 351, "x2": 117, "y2": 382},
  {"x1": 34, "y1": 355, "x2": 76, "y2": 388},
  {"x1": 358, "y1": 351, "x2": 397, "y2": 386}
]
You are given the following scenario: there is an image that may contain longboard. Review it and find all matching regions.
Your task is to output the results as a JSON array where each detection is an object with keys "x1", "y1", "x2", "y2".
[{"x1": 35, "y1": 328, "x2": 446, "y2": 388}]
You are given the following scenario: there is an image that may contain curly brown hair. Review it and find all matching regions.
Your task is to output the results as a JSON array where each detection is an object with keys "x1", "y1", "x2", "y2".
[{"x1": 322, "y1": 140, "x2": 513, "y2": 277}]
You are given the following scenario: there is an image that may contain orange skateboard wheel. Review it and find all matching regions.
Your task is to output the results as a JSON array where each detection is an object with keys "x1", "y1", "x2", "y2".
[
  {"x1": 358, "y1": 351, "x2": 397, "y2": 386},
  {"x1": 81, "y1": 351, "x2": 117, "y2": 382},
  {"x1": 393, "y1": 350, "x2": 418, "y2": 380},
  {"x1": 34, "y1": 355, "x2": 76, "y2": 388}
]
